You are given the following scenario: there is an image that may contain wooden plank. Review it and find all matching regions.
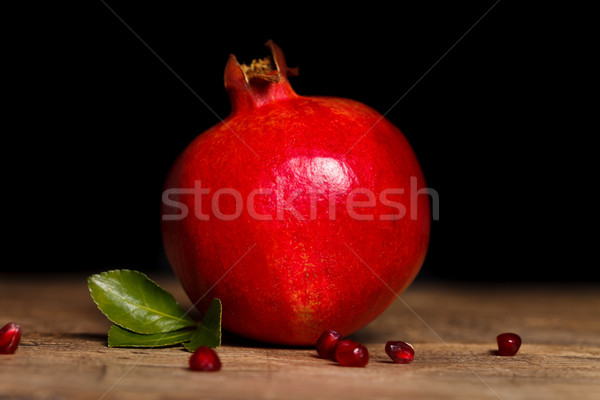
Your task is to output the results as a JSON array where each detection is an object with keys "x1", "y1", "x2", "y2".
[{"x1": 1, "y1": 274, "x2": 599, "y2": 400}]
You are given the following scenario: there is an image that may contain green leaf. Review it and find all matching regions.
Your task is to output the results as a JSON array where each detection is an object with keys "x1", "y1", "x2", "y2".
[
  {"x1": 108, "y1": 325, "x2": 196, "y2": 348},
  {"x1": 88, "y1": 269, "x2": 195, "y2": 334},
  {"x1": 183, "y1": 298, "x2": 222, "y2": 352}
]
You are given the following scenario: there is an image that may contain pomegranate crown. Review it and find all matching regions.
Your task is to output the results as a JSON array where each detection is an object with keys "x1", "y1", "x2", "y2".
[{"x1": 224, "y1": 40, "x2": 299, "y2": 110}]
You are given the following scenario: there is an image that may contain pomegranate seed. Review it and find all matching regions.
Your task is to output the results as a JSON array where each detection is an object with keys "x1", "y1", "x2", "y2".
[
  {"x1": 316, "y1": 330, "x2": 342, "y2": 360},
  {"x1": 496, "y1": 333, "x2": 521, "y2": 356},
  {"x1": 0, "y1": 322, "x2": 22, "y2": 354},
  {"x1": 189, "y1": 346, "x2": 222, "y2": 371},
  {"x1": 335, "y1": 339, "x2": 369, "y2": 367},
  {"x1": 385, "y1": 341, "x2": 414, "y2": 363}
]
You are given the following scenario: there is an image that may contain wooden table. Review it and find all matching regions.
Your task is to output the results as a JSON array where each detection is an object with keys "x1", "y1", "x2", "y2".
[{"x1": 1, "y1": 273, "x2": 599, "y2": 400}]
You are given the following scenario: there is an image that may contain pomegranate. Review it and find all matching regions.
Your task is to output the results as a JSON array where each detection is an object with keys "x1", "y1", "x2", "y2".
[{"x1": 161, "y1": 41, "x2": 430, "y2": 345}]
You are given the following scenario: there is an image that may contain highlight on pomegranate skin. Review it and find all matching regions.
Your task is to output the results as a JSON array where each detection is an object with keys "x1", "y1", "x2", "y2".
[
  {"x1": 0, "y1": 322, "x2": 22, "y2": 354},
  {"x1": 496, "y1": 333, "x2": 521, "y2": 356},
  {"x1": 316, "y1": 330, "x2": 342, "y2": 360},
  {"x1": 334, "y1": 339, "x2": 369, "y2": 367}
]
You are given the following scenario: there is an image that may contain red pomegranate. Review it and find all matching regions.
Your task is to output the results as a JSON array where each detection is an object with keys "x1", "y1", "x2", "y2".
[{"x1": 161, "y1": 41, "x2": 430, "y2": 345}]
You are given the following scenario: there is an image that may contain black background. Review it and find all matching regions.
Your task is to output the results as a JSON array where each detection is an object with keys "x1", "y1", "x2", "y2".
[{"x1": 4, "y1": 2, "x2": 596, "y2": 281}]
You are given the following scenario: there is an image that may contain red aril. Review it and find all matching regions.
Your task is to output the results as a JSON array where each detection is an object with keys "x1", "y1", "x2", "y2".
[
  {"x1": 316, "y1": 330, "x2": 341, "y2": 360},
  {"x1": 189, "y1": 346, "x2": 222, "y2": 371},
  {"x1": 385, "y1": 340, "x2": 414, "y2": 363},
  {"x1": 335, "y1": 339, "x2": 369, "y2": 367},
  {"x1": 0, "y1": 322, "x2": 22, "y2": 354},
  {"x1": 161, "y1": 40, "x2": 431, "y2": 346},
  {"x1": 496, "y1": 333, "x2": 521, "y2": 356}
]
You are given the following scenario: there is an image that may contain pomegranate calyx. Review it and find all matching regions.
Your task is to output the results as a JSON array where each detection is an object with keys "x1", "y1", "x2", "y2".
[
  {"x1": 263, "y1": 39, "x2": 299, "y2": 79},
  {"x1": 224, "y1": 40, "x2": 298, "y2": 111},
  {"x1": 240, "y1": 57, "x2": 280, "y2": 83},
  {"x1": 239, "y1": 40, "x2": 299, "y2": 84}
]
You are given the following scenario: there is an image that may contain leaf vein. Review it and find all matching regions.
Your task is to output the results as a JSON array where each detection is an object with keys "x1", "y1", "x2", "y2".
[{"x1": 99, "y1": 283, "x2": 192, "y2": 324}]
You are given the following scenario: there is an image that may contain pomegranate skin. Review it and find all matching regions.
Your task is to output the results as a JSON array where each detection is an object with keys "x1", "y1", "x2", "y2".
[{"x1": 161, "y1": 41, "x2": 430, "y2": 346}]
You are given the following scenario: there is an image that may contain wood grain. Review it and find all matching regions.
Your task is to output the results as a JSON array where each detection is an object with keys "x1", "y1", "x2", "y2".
[{"x1": 1, "y1": 273, "x2": 599, "y2": 400}]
